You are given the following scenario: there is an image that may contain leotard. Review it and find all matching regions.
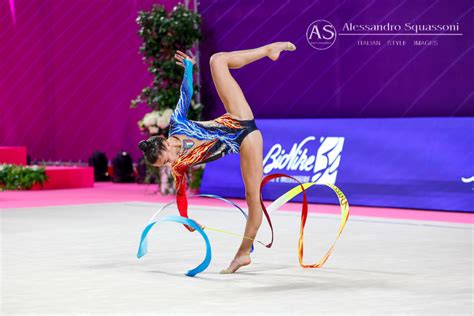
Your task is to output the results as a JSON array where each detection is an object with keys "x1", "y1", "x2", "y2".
[{"x1": 168, "y1": 58, "x2": 258, "y2": 228}]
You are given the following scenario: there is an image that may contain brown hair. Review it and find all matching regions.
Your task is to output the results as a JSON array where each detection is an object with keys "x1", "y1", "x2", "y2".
[{"x1": 138, "y1": 136, "x2": 167, "y2": 164}]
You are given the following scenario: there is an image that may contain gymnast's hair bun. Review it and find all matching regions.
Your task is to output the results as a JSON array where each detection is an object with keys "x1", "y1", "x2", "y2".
[
  {"x1": 138, "y1": 140, "x2": 149, "y2": 152},
  {"x1": 139, "y1": 136, "x2": 167, "y2": 165}
]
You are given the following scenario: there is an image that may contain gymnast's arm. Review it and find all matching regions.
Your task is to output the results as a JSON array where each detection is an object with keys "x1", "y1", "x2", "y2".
[{"x1": 173, "y1": 57, "x2": 194, "y2": 120}]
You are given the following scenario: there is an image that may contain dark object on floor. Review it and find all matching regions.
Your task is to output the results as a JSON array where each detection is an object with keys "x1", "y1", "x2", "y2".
[
  {"x1": 88, "y1": 151, "x2": 110, "y2": 181},
  {"x1": 112, "y1": 151, "x2": 135, "y2": 183}
]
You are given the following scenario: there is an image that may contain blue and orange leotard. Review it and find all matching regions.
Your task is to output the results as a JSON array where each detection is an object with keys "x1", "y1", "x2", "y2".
[{"x1": 168, "y1": 59, "x2": 258, "y2": 229}]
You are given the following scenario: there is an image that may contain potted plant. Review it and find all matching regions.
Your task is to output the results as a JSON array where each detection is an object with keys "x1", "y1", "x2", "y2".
[{"x1": 131, "y1": 3, "x2": 204, "y2": 195}]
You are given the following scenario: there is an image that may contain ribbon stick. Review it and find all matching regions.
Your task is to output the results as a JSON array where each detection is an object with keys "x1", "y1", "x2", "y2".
[
  {"x1": 137, "y1": 215, "x2": 211, "y2": 277},
  {"x1": 202, "y1": 225, "x2": 268, "y2": 248}
]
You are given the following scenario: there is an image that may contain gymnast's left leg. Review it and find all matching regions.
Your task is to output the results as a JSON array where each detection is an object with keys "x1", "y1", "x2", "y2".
[
  {"x1": 220, "y1": 130, "x2": 264, "y2": 274},
  {"x1": 209, "y1": 41, "x2": 296, "y2": 120}
]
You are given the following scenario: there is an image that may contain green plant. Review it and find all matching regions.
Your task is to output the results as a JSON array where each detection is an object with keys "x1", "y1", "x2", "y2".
[
  {"x1": 0, "y1": 164, "x2": 48, "y2": 190},
  {"x1": 189, "y1": 165, "x2": 204, "y2": 190},
  {"x1": 131, "y1": 3, "x2": 205, "y2": 194},
  {"x1": 131, "y1": 3, "x2": 203, "y2": 121}
]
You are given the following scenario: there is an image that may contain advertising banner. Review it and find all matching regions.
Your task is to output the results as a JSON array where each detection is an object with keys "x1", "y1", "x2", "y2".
[{"x1": 200, "y1": 117, "x2": 473, "y2": 212}]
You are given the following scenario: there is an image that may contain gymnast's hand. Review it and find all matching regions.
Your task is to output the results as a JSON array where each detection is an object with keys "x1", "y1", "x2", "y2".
[
  {"x1": 175, "y1": 50, "x2": 196, "y2": 67},
  {"x1": 185, "y1": 220, "x2": 204, "y2": 233}
]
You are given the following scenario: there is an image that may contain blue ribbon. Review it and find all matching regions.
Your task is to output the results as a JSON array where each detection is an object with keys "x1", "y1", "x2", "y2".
[{"x1": 137, "y1": 215, "x2": 212, "y2": 277}]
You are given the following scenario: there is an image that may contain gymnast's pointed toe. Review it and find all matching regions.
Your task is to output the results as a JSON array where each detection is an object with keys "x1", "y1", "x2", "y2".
[
  {"x1": 287, "y1": 41, "x2": 296, "y2": 51},
  {"x1": 219, "y1": 255, "x2": 251, "y2": 274}
]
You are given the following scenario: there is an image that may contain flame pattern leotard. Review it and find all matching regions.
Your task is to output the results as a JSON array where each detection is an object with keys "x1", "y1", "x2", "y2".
[{"x1": 169, "y1": 58, "x2": 258, "y2": 226}]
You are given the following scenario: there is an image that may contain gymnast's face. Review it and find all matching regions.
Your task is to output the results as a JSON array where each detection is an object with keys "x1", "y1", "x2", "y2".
[{"x1": 152, "y1": 140, "x2": 178, "y2": 167}]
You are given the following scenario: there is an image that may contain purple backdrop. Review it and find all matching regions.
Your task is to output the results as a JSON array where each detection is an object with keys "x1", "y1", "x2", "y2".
[
  {"x1": 198, "y1": 0, "x2": 473, "y2": 119},
  {"x1": 0, "y1": 0, "x2": 183, "y2": 163},
  {"x1": 1, "y1": 1, "x2": 472, "y2": 164}
]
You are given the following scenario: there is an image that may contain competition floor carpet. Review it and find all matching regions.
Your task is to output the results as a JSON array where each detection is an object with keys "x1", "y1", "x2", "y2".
[{"x1": 1, "y1": 186, "x2": 473, "y2": 315}]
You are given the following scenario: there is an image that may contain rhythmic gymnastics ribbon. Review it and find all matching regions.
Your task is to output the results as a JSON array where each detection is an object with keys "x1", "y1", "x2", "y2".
[
  {"x1": 136, "y1": 194, "x2": 254, "y2": 276},
  {"x1": 258, "y1": 174, "x2": 350, "y2": 268},
  {"x1": 136, "y1": 175, "x2": 350, "y2": 276},
  {"x1": 188, "y1": 193, "x2": 255, "y2": 252},
  {"x1": 144, "y1": 193, "x2": 251, "y2": 229},
  {"x1": 137, "y1": 215, "x2": 211, "y2": 277}
]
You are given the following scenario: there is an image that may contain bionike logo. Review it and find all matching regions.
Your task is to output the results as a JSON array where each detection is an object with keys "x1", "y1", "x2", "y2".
[
  {"x1": 306, "y1": 20, "x2": 337, "y2": 50},
  {"x1": 262, "y1": 136, "x2": 344, "y2": 185}
]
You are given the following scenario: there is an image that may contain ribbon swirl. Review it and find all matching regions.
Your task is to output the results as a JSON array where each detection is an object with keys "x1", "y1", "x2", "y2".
[{"x1": 136, "y1": 174, "x2": 350, "y2": 276}]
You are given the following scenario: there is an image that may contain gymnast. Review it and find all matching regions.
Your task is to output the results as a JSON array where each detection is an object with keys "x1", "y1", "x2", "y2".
[{"x1": 138, "y1": 42, "x2": 296, "y2": 274}]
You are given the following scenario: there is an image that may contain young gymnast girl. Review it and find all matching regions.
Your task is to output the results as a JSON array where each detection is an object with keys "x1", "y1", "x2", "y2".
[{"x1": 138, "y1": 42, "x2": 296, "y2": 274}]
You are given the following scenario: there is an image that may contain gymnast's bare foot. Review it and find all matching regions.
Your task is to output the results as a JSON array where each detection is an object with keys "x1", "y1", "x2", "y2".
[
  {"x1": 268, "y1": 41, "x2": 296, "y2": 61},
  {"x1": 220, "y1": 254, "x2": 251, "y2": 274}
]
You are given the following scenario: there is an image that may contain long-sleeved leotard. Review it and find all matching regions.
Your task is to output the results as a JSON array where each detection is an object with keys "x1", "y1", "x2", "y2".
[{"x1": 169, "y1": 58, "x2": 259, "y2": 229}]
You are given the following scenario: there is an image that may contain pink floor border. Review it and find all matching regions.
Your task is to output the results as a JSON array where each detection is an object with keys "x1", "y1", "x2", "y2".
[{"x1": 1, "y1": 182, "x2": 472, "y2": 224}]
